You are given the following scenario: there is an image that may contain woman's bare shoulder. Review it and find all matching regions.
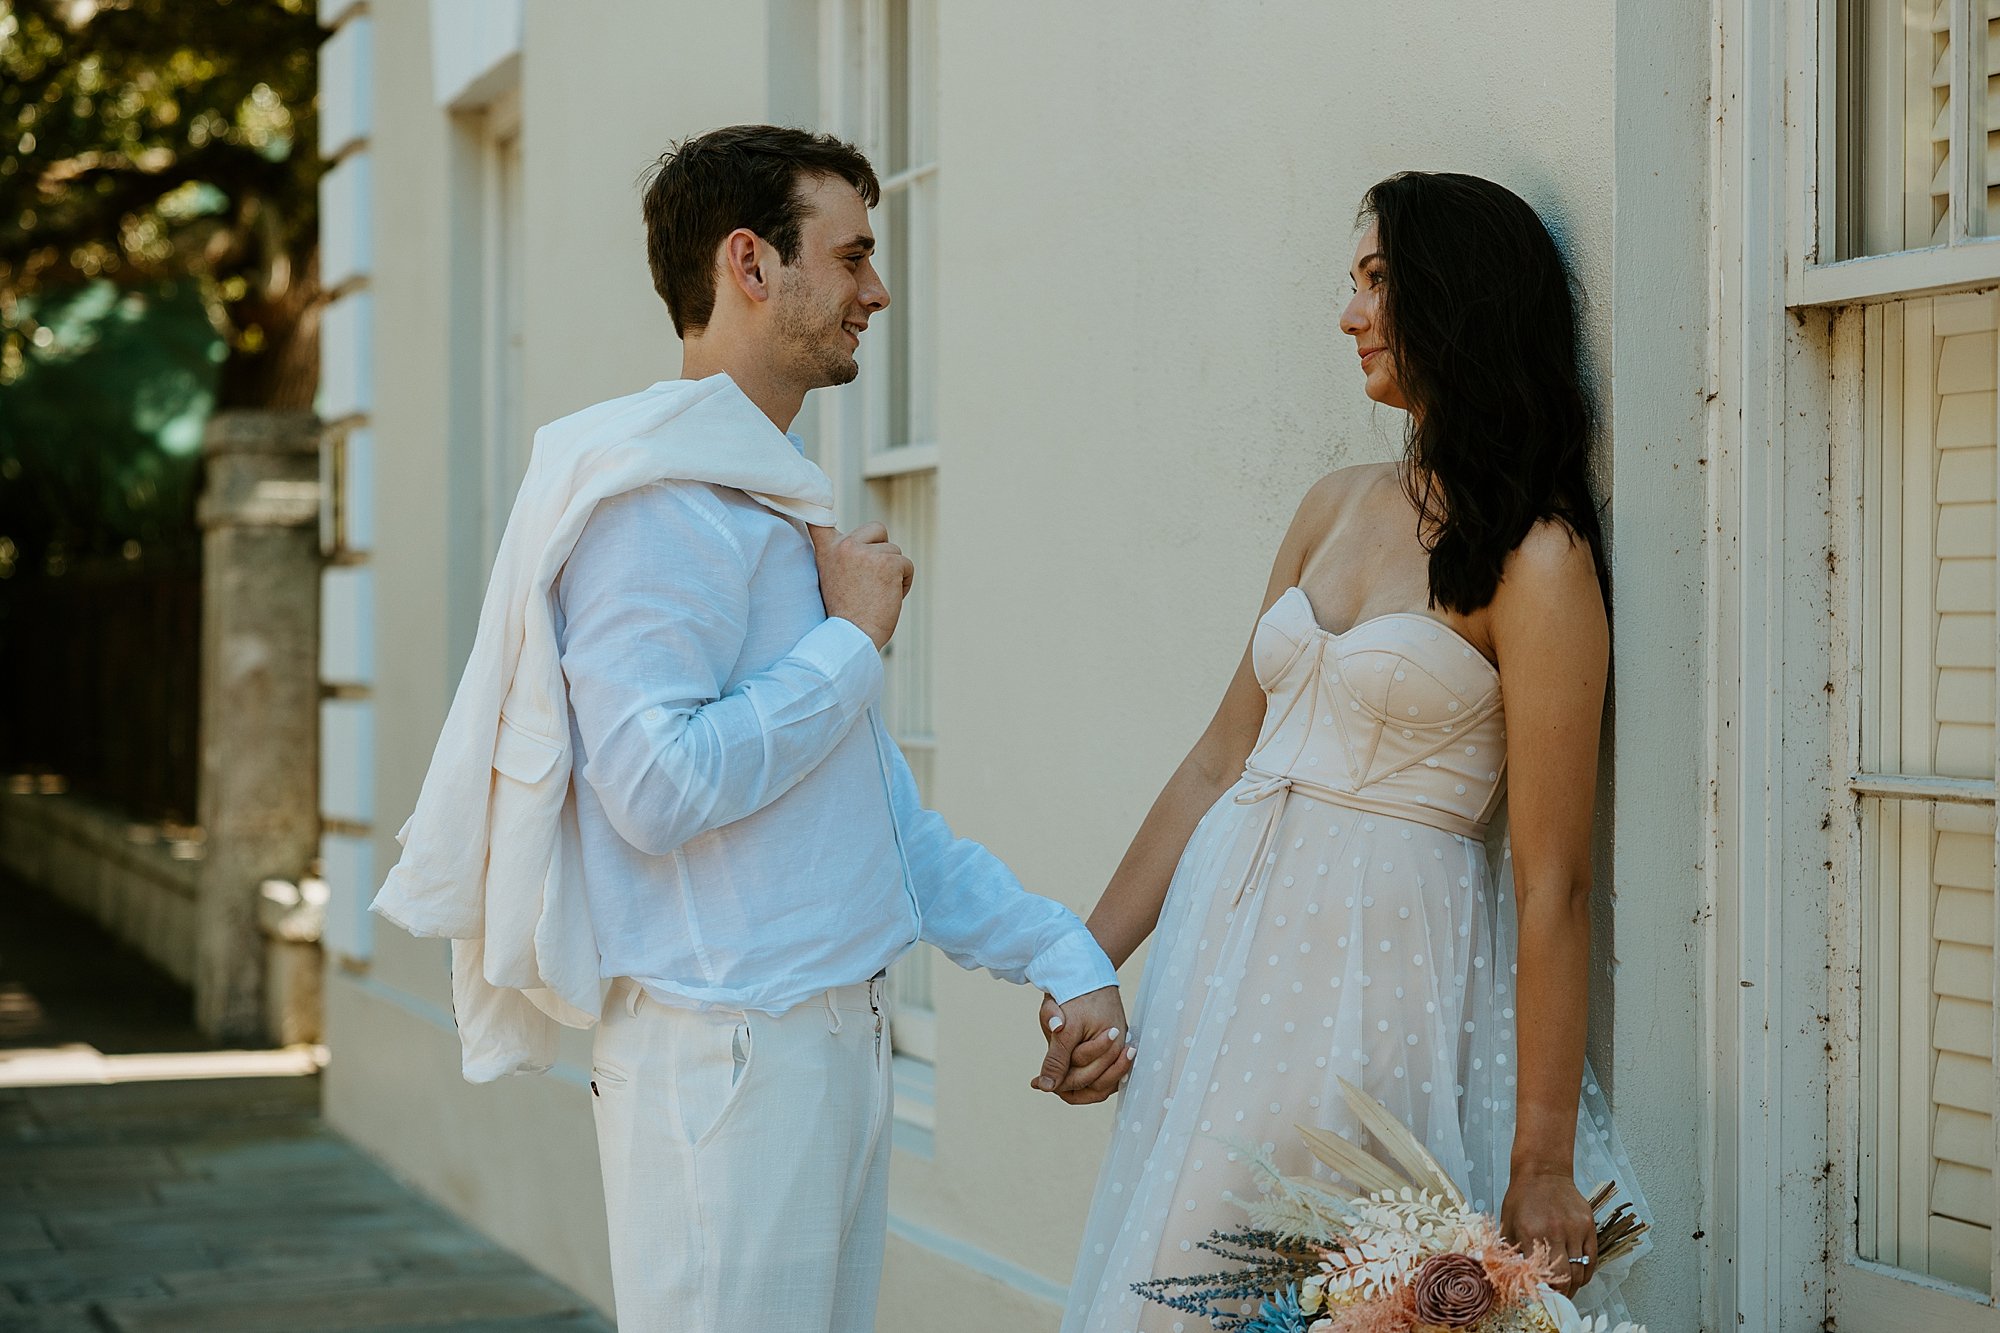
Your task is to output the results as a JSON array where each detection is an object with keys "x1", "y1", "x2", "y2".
[{"x1": 1295, "y1": 459, "x2": 1398, "y2": 527}]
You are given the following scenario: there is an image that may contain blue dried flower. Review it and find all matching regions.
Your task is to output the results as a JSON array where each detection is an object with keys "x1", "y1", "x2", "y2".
[{"x1": 1241, "y1": 1284, "x2": 1312, "y2": 1333}]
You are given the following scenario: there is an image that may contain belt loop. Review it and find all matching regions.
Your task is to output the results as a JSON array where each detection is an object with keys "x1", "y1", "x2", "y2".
[
  {"x1": 625, "y1": 982, "x2": 644, "y2": 1018},
  {"x1": 825, "y1": 990, "x2": 842, "y2": 1034}
]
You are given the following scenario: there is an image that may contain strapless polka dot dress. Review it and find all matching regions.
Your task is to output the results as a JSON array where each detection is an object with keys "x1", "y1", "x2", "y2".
[{"x1": 1061, "y1": 588, "x2": 1652, "y2": 1332}]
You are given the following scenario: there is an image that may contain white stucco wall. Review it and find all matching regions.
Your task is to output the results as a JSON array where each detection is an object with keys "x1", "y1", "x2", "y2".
[{"x1": 327, "y1": 2, "x2": 1712, "y2": 1326}]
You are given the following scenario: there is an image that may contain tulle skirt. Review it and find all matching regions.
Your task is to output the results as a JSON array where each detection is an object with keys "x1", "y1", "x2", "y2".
[{"x1": 1060, "y1": 778, "x2": 1653, "y2": 1331}]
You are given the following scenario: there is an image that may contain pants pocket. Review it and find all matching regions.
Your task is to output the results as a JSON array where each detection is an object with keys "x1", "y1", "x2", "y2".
[{"x1": 677, "y1": 1011, "x2": 754, "y2": 1148}]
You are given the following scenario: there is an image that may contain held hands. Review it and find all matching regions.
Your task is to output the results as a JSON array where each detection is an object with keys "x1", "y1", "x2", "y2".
[
  {"x1": 1030, "y1": 986, "x2": 1136, "y2": 1106},
  {"x1": 809, "y1": 522, "x2": 914, "y2": 650},
  {"x1": 1500, "y1": 1167, "x2": 1598, "y2": 1296}
]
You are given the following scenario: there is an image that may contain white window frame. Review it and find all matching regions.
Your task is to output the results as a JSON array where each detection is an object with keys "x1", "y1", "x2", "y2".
[
  {"x1": 820, "y1": 0, "x2": 942, "y2": 1098},
  {"x1": 1795, "y1": 0, "x2": 2000, "y2": 305},
  {"x1": 441, "y1": 73, "x2": 527, "y2": 677},
  {"x1": 478, "y1": 86, "x2": 526, "y2": 575},
  {"x1": 1788, "y1": 2, "x2": 2000, "y2": 1326}
]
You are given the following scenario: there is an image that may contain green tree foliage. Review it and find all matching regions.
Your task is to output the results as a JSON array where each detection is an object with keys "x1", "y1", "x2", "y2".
[
  {"x1": 0, "y1": 0, "x2": 325, "y2": 410},
  {"x1": 0, "y1": 0, "x2": 322, "y2": 576}
]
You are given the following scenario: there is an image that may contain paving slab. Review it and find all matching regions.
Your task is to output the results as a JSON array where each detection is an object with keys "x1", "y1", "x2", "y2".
[{"x1": 0, "y1": 875, "x2": 612, "y2": 1332}]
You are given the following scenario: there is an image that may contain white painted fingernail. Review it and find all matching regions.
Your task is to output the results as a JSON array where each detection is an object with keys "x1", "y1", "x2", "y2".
[
  {"x1": 1105, "y1": 1027, "x2": 1120, "y2": 1042},
  {"x1": 1125, "y1": 1046, "x2": 1136, "y2": 1061},
  {"x1": 1047, "y1": 1014, "x2": 1063, "y2": 1032}
]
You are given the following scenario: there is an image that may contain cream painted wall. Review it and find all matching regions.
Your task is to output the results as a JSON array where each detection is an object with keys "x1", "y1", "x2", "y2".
[{"x1": 333, "y1": 1, "x2": 1710, "y2": 1327}]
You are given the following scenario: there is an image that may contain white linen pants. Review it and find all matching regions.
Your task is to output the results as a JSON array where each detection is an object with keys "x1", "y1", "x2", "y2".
[{"x1": 589, "y1": 975, "x2": 893, "y2": 1333}]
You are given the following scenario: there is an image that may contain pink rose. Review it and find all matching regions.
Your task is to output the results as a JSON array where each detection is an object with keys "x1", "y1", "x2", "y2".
[{"x1": 1410, "y1": 1252, "x2": 1497, "y2": 1328}]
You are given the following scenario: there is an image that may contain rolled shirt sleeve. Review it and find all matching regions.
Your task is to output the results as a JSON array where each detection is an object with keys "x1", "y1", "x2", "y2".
[
  {"x1": 558, "y1": 482, "x2": 883, "y2": 858},
  {"x1": 883, "y1": 725, "x2": 1118, "y2": 1004}
]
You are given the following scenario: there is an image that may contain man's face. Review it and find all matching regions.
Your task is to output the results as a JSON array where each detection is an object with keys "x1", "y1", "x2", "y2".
[{"x1": 769, "y1": 175, "x2": 890, "y2": 389}]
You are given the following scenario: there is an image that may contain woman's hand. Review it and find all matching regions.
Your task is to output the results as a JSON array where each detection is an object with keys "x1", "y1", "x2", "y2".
[{"x1": 1501, "y1": 1168, "x2": 1597, "y2": 1295}]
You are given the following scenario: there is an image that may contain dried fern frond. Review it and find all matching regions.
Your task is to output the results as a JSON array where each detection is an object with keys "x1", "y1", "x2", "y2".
[{"x1": 1336, "y1": 1077, "x2": 1467, "y2": 1207}]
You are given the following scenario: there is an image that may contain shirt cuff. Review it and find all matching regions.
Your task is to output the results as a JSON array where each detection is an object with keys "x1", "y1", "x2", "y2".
[
  {"x1": 789, "y1": 615, "x2": 884, "y2": 717},
  {"x1": 1026, "y1": 925, "x2": 1120, "y2": 1004}
]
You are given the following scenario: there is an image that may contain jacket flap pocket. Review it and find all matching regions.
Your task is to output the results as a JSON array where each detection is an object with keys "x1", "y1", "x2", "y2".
[{"x1": 492, "y1": 716, "x2": 564, "y2": 784}]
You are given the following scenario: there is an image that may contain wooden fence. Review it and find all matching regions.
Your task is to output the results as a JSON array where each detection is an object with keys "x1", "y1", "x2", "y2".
[{"x1": 0, "y1": 564, "x2": 202, "y2": 824}]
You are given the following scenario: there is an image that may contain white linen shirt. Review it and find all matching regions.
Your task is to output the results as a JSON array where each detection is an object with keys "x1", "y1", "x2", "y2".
[{"x1": 555, "y1": 475, "x2": 1116, "y2": 1014}]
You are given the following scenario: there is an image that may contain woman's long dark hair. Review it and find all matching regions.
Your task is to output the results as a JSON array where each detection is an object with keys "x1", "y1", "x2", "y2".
[{"x1": 1359, "y1": 172, "x2": 1607, "y2": 615}]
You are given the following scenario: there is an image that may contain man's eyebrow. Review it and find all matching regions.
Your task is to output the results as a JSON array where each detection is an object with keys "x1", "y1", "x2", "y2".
[{"x1": 835, "y1": 233, "x2": 876, "y2": 253}]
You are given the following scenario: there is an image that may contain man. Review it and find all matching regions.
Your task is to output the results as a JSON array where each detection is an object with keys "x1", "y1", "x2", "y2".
[{"x1": 375, "y1": 125, "x2": 1132, "y2": 1332}]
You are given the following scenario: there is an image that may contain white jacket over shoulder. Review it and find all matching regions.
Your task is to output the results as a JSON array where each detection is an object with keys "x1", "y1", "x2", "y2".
[{"x1": 371, "y1": 375, "x2": 838, "y2": 1081}]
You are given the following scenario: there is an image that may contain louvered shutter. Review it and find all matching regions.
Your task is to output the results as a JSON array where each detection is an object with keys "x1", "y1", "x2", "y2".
[{"x1": 1858, "y1": 290, "x2": 2000, "y2": 1295}]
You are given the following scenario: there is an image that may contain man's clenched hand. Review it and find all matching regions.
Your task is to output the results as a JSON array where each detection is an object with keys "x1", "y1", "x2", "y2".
[{"x1": 809, "y1": 522, "x2": 913, "y2": 650}]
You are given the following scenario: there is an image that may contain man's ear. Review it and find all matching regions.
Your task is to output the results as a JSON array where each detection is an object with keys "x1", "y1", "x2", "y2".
[{"x1": 720, "y1": 228, "x2": 773, "y2": 306}]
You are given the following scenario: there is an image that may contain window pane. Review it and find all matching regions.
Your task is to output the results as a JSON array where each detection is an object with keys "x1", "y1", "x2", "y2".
[
  {"x1": 1843, "y1": 0, "x2": 1955, "y2": 256},
  {"x1": 887, "y1": 0, "x2": 910, "y2": 175},
  {"x1": 1862, "y1": 293, "x2": 1998, "y2": 781},
  {"x1": 1858, "y1": 796, "x2": 1998, "y2": 1292},
  {"x1": 874, "y1": 467, "x2": 936, "y2": 1056}
]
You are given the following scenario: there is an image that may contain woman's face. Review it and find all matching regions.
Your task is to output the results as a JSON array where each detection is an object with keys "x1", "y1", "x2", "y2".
[{"x1": 1339, "y1": 222, "x2": 1408, "y2": 411}]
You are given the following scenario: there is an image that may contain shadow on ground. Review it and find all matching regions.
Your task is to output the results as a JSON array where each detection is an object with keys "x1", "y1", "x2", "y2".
[{"x1": 0, "y1": 875, "x2": 612, "y2": 1332}]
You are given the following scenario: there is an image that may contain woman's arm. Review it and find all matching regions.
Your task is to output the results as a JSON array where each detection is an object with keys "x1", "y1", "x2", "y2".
[
  {"x1": 1488, "y1": 520, "x2": 1609, "y2": 1293},
  {"x1": 1084, "y1": 480, "x2": 1340, "y2": 967},
  {"x1": 1037, "y1": 476, "x2": 1342, "y2": 1103}
]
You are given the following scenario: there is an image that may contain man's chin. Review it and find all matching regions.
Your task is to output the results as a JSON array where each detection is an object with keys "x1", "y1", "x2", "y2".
[{"x1": 821, "y1": 354, "x2": 860, "y2": 388}]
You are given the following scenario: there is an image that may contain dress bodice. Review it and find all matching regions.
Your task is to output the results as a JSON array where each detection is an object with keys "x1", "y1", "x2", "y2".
[{"x1": 1247, "y1": 586, "x2": 1506, "y2": 836}]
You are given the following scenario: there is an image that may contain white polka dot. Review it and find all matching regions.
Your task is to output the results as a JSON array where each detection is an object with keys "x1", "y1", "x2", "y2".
[
  {"x1": 1308, "y1": 1095, "x2": 1321, "y2": 1108},
  {"x1": 1274, "y1": 914, "x2": 1287, "y2": 927},
  {"x1": 1398, "y1": 906, "x2": 1411, "y2": 919},
  {"x1": 1315, "y1": 1055, "x2": 1327, "y2": 1068},
  {"x1": 1406, "y1": 1033, "x2": 1419, "y2": 1046},
  {"x1": 1413, "y1": 954, "x2": 1424, "y2": 966},
  {"x1": 1379, "y1": 940, "x2": 1392, "y2": 953}
]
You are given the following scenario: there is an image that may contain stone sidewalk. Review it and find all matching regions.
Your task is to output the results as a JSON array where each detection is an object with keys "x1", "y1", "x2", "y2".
[{"x1": 0, "y1": 879, "x2": 613, "y2": 1332}]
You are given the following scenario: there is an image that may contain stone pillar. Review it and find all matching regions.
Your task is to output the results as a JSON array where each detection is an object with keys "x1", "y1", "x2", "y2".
[{"x1": 196, "y1": 411, "x2": 322, "y2": 1044}]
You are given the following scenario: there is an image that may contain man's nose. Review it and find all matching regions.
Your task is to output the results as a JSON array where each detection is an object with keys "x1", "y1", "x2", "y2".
[{"x1": 865, "y1": 269, "x2": 891, "y2": 312}]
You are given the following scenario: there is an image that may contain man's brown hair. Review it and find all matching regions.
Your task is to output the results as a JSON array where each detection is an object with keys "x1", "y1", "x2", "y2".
[{"x1": 641, "y1": 125, "x2": 881, "y2": 338}]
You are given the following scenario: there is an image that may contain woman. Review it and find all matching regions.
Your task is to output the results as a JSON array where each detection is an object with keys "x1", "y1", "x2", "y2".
[{"x1": 1048, "y1": 173, "x2": 1652, "y2": 1331}]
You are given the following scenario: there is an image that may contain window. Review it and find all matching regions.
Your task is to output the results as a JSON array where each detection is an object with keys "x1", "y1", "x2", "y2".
[
  {"x1": 1850, "y1": 292, "x2": 2000, "y2": 1304},
  {"x1": 443, "y1": 83, "x2": 528, "y2": 674},
  {"x1": 1810, "y1": 1, "x2": 2000, "y2": 297},
  {"x1": 479, "y1": 91, "x2": 526, "y2": 574},
  {"x1": 821, "y1": 0, "x2": 942, "y2": 1104},
  {"x1": 1818, "y1": 10, "x2": 2000, "y2": 1320}
]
